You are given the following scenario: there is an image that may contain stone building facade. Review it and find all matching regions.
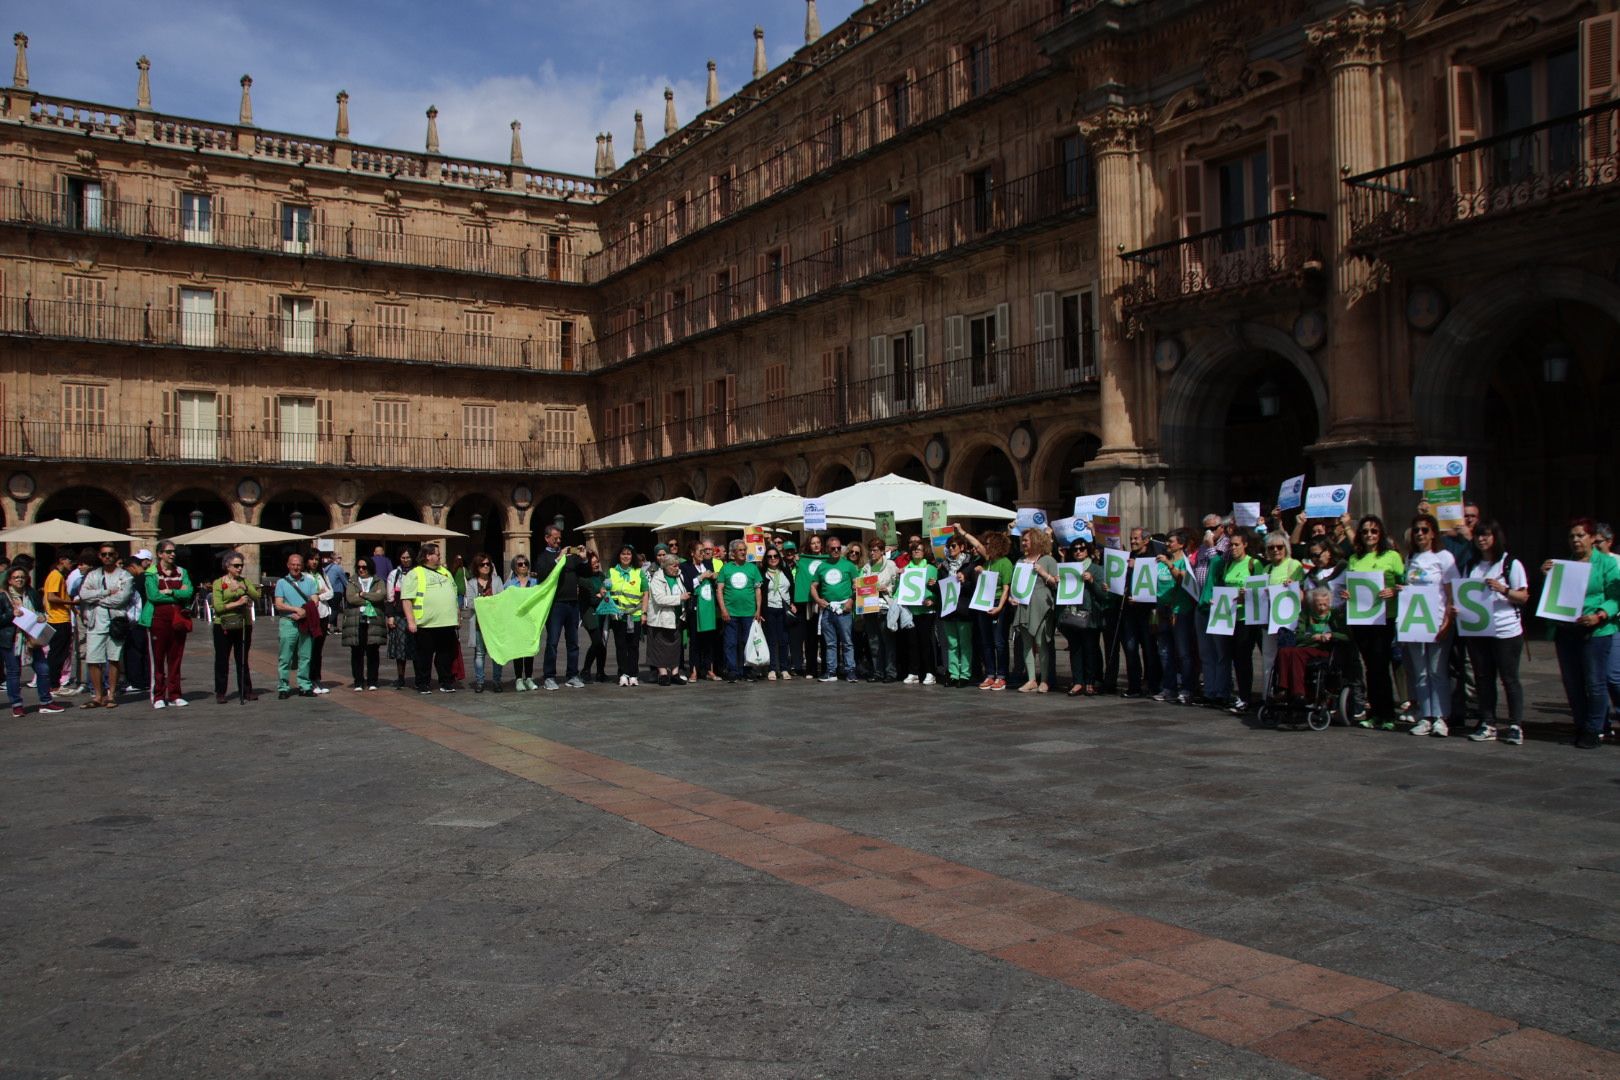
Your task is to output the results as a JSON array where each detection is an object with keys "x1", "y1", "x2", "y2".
[{"x1": 2, "y1": 0, "x2": 1617, "y2": 574}]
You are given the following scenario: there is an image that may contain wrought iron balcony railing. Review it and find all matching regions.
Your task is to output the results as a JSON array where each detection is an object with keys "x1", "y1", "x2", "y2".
[
  {"x1": 0, "y1": 295, "x2": 584, "y2": 373},
  {"x1": 583, "y1": 337, "x2": 1096, "y2": 471},
  {"x1": 0, "y1": 419, "x2": 581, "y2": 474},
  {"x1": 593, "y1": 161, "x2": 1095, "y2": 368},
  {"x1": 586, "y1": 5, "x2": 1065, "y2": 281},
  {"x1": 0, "y1": 186, "x2": 585, "y2": 283},
  {"x1": 1344, "y1": 100, "x2": 1620, "y2": 253},
  {"x1": 1119, "y1": 209, "x2": 1327, "y2": 316}
]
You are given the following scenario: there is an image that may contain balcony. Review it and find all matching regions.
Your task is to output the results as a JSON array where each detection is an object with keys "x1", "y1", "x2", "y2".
[
  {"x1": 583, "y1": 336, "x2": 1097, "y2": 471},
  {"x1": 586, "y1": 5, "x2": 1065, "y2": 282},
  {"x1": 0, "y1": 186, "x2": 585, "y2": 284},
  {"x1": 1344, "y1": 100, "x2": 1620, "y2": 270},
  {"x1": 0, "y1": 295, "x2": 584, "y2": 374},
  {"x1": 594, "y1": 162, "x2": 1096, "y2": 369},
  {"x1": 1119, "y1": 209, "x2": 1327, "y2": 330},
  {"x1": 0, "y1": 419, "x2": 580, "y2": 474}
]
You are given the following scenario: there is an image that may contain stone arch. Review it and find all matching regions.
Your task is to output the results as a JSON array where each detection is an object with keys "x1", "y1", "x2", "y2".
[
  {"x1": 1160, "y1": 321, "x2": 1328, "y2": 467},
  {"x1": 157, "y1": 487, "x2": 236, "y2": 581},
  {"x1": 446, "y1": 491, "x2": 504, "y2": 566},
  {"x1": 358, "y1": 491, "x2": 421, "y2": 521},
  {"x1": 942, "y1": 433, "x2": 1013, "y2": 497},
  {"x1": 876, "y1": 448, "x2": 928, "y2": 482},
  {"x1": 33, "y1": 485, "x2": 130, "y2": 532},
  {"x1": 708, "y1": 474, "x2": 742, "y2": 504},
  {"x1": 755, "y1": 466, "x2": 794, "y2": 494},
  {"x1": 809, "y1": 459, "x2": 855, "y2": 496},
  {"x1": 1029, "y1": 425, "x2": 1104, "y2": 509},
  {"x1": 1416, "y1": 265, "x2": 1620, "y2": 445}
]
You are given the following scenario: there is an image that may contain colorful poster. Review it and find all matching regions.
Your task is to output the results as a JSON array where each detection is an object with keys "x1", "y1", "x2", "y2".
[
  {"x1": 1101, "y1": 547, "x2": 1129, "y2": 596},
  {"x1": 1075, "y1": 494, "x2": 1110, "y2": 519},
  {"x1": 1010, "y1": 561, "x2": 1037, "y2": 603},
  {"x1": 745, "y1": 526, "x2": 766, "y2": 563},
  {"x1": 1453, "y1": 579, "x2": 1495, "y2": 637},
  {"x1": 855, "y1": 573, "x2": 883, "y2": 615},
  {"x1": 897, "y1": 565, "x2": 930, "y2": 606},
  {"x1": 1267, "y1": 583, "x2": 1302, "y2": 635},
  {"x1": 1423, "y1": 475, "x2": 1465, "y2": 530},
  {"x1": 874, "y1": 511, "x2": 898, "y2": 551},
  {"x1": 1207, "y1": 588, "x2": 1239, "y2": 636},
  {"x1": 1305, "y1": 484, "x2": 1352, "y2": 519},
  {"x1": 937, "y1": 576, "x2": 961, "y2": 612},
  {"x1": 1413, "y1": 455, "x2": 1468, "y2": 491},
  {"x1": 1129, "y1": 557, "x2": 1158, "y2": 604},
  {"x1": 1344, "y1": 570, "x2": 1386, "y2": 626},
  {"x1": 1055, "y1": 562, "x2": 1087, "y2": 605},
  {"x1": 1093, "y1": 515, "x2": 1122, "y2": 550},
  {"x1": 1278, "y1": 474, "x2": 1305, "y2": 512},
  {"x1": 969, "y1": 570, "x2": 1000, "y2": 612},
  {"x1": 803, "y1": 499, "x2": 827, "y2": 532},
  {"x1": 929, "y1": 525, "x2": 954, "y2": 559},
  {"x1": 922, "y1": 499, "x2": 948, "y2": 537},
  {"x1": 1232, "y1": 502, "x2": 1261, "y2": 528},
  {"x1": 1397, "y1": 584, "x2": 1444, "y2": 643},
  {"x1": 1537, "y1": 559, "x2": 1591, "y2": 623}
]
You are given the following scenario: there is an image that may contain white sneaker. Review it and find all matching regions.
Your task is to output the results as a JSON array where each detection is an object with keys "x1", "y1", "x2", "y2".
[
  {"x1": 766, "y1": 671, "x2": 777, "y2": 681},
  {"x1": 1409, "y1": 718, "x2": 1434, "y2": 736},
  {"x1": 628, "y1": 676, "x2": 639, "y2": 686},
  {"x1": 781, "y1": 672, "x2": 792, "y2": 681},
  {"x1": 152, "y1": 699, "x2": 166, "y2": 710},
  {"x1": 902, "y1": 675, "x2": 919, "y2": 685},
  {"x1": 922, "y1": 674, "x2": 936, "y2": 686},
  {"x1": 1430, "y1": 718, "x2": 1449, "y2": 738},
  {"x1": 170, "y1": 697, "x2": 189, "y2": 707},
  {"x1": 311, "y1": 686, "x2": 330, "y2": 696},
  {"x1": 619, "y1": 674, "x2": 629, "y2": 686}
]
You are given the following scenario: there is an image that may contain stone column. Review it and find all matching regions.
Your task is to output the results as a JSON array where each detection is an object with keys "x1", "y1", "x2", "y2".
[
  {"x1": 1306, "y1": 9, "x2": 1406, "y2": 463},
  {"x1": 501, "y1": 504, "x2": 528, "y2": 573}
]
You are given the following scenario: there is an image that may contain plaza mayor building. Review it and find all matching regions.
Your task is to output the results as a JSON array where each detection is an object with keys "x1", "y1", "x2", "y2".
[{"x1": 1, "y1": 0, "x2": 1616, "y2": 575}]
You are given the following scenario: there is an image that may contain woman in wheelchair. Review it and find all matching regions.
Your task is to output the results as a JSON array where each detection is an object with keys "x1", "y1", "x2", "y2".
[{"x1": 1274, "y1": 587, "x2": 1347, "y2": 703}]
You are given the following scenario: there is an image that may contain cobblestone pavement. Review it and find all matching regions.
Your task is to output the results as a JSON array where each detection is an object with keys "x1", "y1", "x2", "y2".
[{"x1": 0, "y1": 640, "x2": 1616, "y2": 1078}]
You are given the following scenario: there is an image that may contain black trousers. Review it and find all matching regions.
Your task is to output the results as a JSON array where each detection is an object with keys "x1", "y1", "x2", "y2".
[
  {"x1": 413, "y1": 626, "x2": 457, "y2": 689},
  {"x1": 350, "y1": 622, "x2": 380, "y2": 686},
  {"x1": 213, "y1": 624, "x2": 253, "y2": 696}
]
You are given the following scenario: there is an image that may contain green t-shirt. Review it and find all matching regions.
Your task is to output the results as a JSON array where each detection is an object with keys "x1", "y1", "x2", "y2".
[
  {"x1": 719, "y1": 561, "x2": 763, "y2": 617},
  {"x1": 813, "y1": 557, "x2": 859, "y2": 604},
  {"x1": 986, "y1": 557, "x2": 1013, "y2": 604},
  {"x1": 1347, "y1": 549, "x2": 1406, "y2": 615},
  {"x1": 1267, "y1": 557, "x2": 1305, "y2": 586},
  {"x1": 1155, "y1": 555, "x2": 1195, "y2": 614},
  {"x1": 793, "y1": 557, "x2": 826, "y2": 603}
]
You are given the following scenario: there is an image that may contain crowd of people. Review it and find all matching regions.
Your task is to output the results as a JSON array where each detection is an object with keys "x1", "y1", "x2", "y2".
[{"x1": 4, "y1": 504, "x2": 1618, "y2": 749}]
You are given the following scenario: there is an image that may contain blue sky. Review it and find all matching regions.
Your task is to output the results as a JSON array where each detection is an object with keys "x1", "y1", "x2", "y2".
[{"x1": 16, "y1": 0, "x2": 864, "y2": 177}]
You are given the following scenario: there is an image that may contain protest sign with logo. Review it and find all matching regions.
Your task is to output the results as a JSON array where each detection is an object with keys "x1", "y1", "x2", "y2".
[
  {"x1": 1093, "y1": 515, "x2": 1122, "y2": 550},
  {"x1": 1423, "y1": 475, "x2": 1465, "y2": 530},
  {"x1": 922, "y1": 499, "x2": 948, "y2": 537},
  {"x1": 1075, "y1": 494, "x2": 1110, "y2": 519},
  {"x1": 1304, "y1": 484, "x2": 1352, "y2": 519},
  {"x1": 745, "y1": 527, "x2": 766, "y2": 563},
  {"x1": 856, "y1": 573, "x2": 882, "y2": 615},
  {"x1": 1278, "y1": 475, "x2": 1305, "y2": 512},
  {"x1": 1051, "y1": 516, "x2": 1082, "y2": 544},
  {"x1": 1016, "y1": 507, "x2": 1048, "y2": 531},
  {"x1": 1413, "y1": 455, "x2": 1468, "y2": 491},
  {"x1": 802, "y1": 499, "x2": 827, "y2": 532}
]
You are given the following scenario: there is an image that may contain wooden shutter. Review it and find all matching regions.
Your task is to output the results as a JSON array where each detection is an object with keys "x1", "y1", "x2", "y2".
[
  {"x1": 1034, "y1": 291, "x2": 1057, "y2": 376},
  {"x1": 1268, "y1": 131, "x2": 1293, "y2": 213},
  {"x1": 220, "y1": 393, "x2": 234, "y2": 444},
  {"x1": 317, "y1": 397, "x2": 333, "y2": 439},
  {"x1": 1178, "y1": 160, "x2": 1205, "y2": 282},
  {"x1": 261, "y1": 395, "x2": 274, "y2": 435},
  {"x1": 911, "y1": 322, "x2": 928, "y2": 408},
  {"x1": 869, "y1": 334, "x2": 889, "y2": 420},
  {"x1": 315, "y1": 299, "x2": 330, "y2": 350},
  {"x1": 1447, "y1": 66, "x2": 1483, "y2": 201},
  {"x1": 161, "y1": 390, "x2": 176, "y2": 436},
  {"x1": 165, "y1": 284, "x2": 178, "y2": 334},
  {"x1": 1582, "y1": 15, "x2": 1620, "y2": 158}
]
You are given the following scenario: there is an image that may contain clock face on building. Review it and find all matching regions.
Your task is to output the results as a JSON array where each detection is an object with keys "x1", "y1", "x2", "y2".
[
  {"x1": 1293, "y1": 310, "x2": 1327, "y2": 351},
  {"x1": 1008, "y1": 425, "x2": 1033, "y2": 462},
  {"x1": 924, "y1": 438, "x2": 947, "y2": 471},
  {"x1": 1153, "y1": 337, "x2": 1182, "y2": 374},
  {"x1": 1406, "y1": 287, "x2": 1446, "y2": 332}
]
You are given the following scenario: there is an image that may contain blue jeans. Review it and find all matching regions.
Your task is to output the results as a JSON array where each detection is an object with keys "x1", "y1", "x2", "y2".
[
  {"x1": 722, "y1": 615, "x2": 751, "y2": 678},
  {"x1": 1196, "y1": 606, "x2": 1225, "y2": 700},
  {"x1": 764, "y1": 607, "x2": 790, "y2": 674},
  {"x1": 1403, "y1": 636, "x2": 1453, "y2": 719},
  {"x1": 543, "y1": 601, "x2": 580, "y2": 680},
  {"x1": 1156, "y1": 607, "x2": 1197, "y2": 696},
  {"x1": 1555, "y1": 628, "x2": 1614, "y2": 735},
  {"x1": 471, "y1": 623, "x2": 502, "y2": 686},
  {"x1": 975, "y1": 609, "x2": 1008, "y2": 679},
  {"x1": 4, "y1": 646, "x2": 54, "y2": 706},
  {"x1": 821, "y1": 609, "x2": 855, "y2": 678}
]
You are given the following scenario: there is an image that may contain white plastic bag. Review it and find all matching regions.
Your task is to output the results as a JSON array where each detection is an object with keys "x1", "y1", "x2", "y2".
[{"x1": 744, "y1": 619, "x2": 769, "y2": 666}]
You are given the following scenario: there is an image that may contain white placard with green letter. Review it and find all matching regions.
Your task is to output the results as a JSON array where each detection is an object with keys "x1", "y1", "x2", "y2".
[
  {"x1": 969, "y1": 570, "x2": 1000, "y2": 613},
  {"x1": 1102, "y1": 548, "x2": 1129, "y2": 596},
  {"x1": 896, "y1": 565, "x2": 929, "y2": 607},
  {"x1": 1453, "y1": 579, "x2": 1495, "y2": 637},
  {"x1": 1397, "y1": 584, "x2": 1444, "y2": 643},
  {"x1": 1244, "y1": 575, "x2": 1269, "y2": 626},
  {"x1": 1207, "y1": 588, "x2": 1239, "y2": 636},
  {"x1": 1344, "y1": 571, "x2": 1386, "y2": 626},
  {"x1": 1056, "y1": 563, "x2": 1087, "y2": 605},
  {"x1": 937, "y1": 575, "x2": 961, "y2": 612},
  {"x1": 1267, "y1": 584, "x2": 1302, "y2": 635},
  {"x1": 1009, "y1": 562, "x2": 1036, "y2": 603},
  {"x1": 1537, "y1": 559, "x2": 1591, "y2": 624},
  {"x1": 1129, "y1": 557, "x2": 1158, "y2": 604}
]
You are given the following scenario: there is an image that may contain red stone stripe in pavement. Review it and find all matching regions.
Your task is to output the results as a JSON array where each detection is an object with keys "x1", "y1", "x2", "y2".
[{"x1": 280, "y1": 674, "x2": 1620, "y2": 1080}]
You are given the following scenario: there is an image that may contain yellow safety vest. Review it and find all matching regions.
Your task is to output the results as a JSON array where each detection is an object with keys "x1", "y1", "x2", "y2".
[
  {"x1": 407, "y1": 564, "x2": 456, "y2": 623},
  {"x1": 608, "y1": 565, "x2": 645, "y2": 614}
]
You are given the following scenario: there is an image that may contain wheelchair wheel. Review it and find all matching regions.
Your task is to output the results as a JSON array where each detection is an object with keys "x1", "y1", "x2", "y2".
[
  {"x1": 1307, "y1": 705, "x2": 1332, "y2": 732},
  {"x1": 1335, "y1": 686, "x2": 1355, "y2": 727},
  {"x1": 1257, "y1": 702, "x2": 1278, "y2": 729}
]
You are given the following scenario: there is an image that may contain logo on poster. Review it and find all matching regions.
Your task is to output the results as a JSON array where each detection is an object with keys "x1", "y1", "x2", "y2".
[{"x1": 1446, "y1": 460, "x2": 1463, "y2": 477}]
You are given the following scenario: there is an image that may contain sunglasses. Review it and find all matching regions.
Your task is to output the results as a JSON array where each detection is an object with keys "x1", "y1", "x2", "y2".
[
  {"x1": 98, "y1": 551, "x2": 116, "y2": 558},
  {"x1": 160, "y1": 549, "x2": 176, "y2": 556},
  {"x1": 1360, "y1": 527, "x2": 1380, "y2": 535},
  {"x1": 1413, "y1": 526, "x2": 1433, "y2": 534},
  {"x1": 227, "y1": 562, "x2": 244, "y2": 569},
  {"x1": 513, "y1": 562, "x2": 528, "y2": 568}
]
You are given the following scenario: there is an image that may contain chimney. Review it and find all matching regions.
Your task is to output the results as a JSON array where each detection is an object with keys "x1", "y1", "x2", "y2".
[
  {"x1": 753, "y1": 26, "x2": 767, "y2": 80},
  {"x1": 135, "y1": 56, "x2": 151, "y2": 110}
]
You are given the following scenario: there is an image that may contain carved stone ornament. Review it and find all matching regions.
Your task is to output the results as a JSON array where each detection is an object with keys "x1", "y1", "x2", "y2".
[
  {"x1": 383, "y1": 188, "x2": 402, "y2": 208},
  {"x1": 186, "y1": 163, "x2": 209, "y2": 186},
  {"x1": 1306, "y1": 6, "x2": 1404, "y2": 68},
  {"x1": 470, "y1": 200, "x2": 488, "y2": 217},
  {"x1": 288, "y1": 177, "x2": 309, "y2": 198},
  {"x1": 74, "y1": 148, "x2": 97, "y2": 170},
  {"x1": 426, "y1": 483, "x2": 449, "y2": 508},
  {"x1": 1079, "y1": 106, "x2": 1153, "y2": 156},
  {"x1": 736, "y1": 462, "x2": 756, "y2": 495},
  {"x1": 646, "y1": 475, "x2": 665, "y2": 502},
  {"x1": 691, "y1": 468, "x2": 709, "y2": 500},
  {"x1": 511, "y1": 484, "x2": 533, "y2": 509},
  {"x1": 789, "y1": 456, "x2": 810, "y2": 490},
  {"x1": 334, "y1": 479, "x2": 360, "y2": 507},
  {"x1": 133, "y1": 475, "x2": 159, "y2": 504},
  {"x1": 235, "y1": 477, "x2": 262, "y2": 506},
  {"x1": 853, "y1": 446, "x2": 874, "y2": 482},
  {"x1": 7, "y1": 471, "x2": 37, "y2": 502}
]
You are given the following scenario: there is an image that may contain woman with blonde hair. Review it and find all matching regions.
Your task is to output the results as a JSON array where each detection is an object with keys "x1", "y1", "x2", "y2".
[{"x1": 1009, "y1": 528, "x2": 1059, "y2": 693}]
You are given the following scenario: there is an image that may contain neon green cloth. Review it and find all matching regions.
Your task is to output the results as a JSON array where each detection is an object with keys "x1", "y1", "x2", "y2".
[{"x1": 473, "y1": 558, "x2": 564, "y2": 665}]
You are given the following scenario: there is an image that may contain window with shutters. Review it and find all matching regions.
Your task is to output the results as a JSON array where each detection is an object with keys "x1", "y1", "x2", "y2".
[
  {"x1": 463, "y1": 310, "x2": 494, "y2": 361},
  {"x1": 176, "y1": 389, "x2": 219, "y2": 460},
  {"x1": 965, "y1": 37, "x2": 992, "y2": 98},
  {"x1": 555, "y1": 318, "x2": 577, "y2": 371},
  {"x1": 278, "y1": 396, "x2": 317, "y2": 463},
  {"x1": 1486, "y1": 45, "x2": 1579, "y2": 182},
  {"x1": 373, "y1": 399, "x2": 409, "y2": 444},
  {"x1": 665, "y1": 387, "x2": 691, "y2": 451},
  {"x1": 969, "y1": 167, "x2": 995, "y2": 232},
  {"x1": 891, "y1": 331, "x2": 915, "y2": 404},
  {"x1": 891, "y1": 198, "x2": 913, "y2": 258},
  {"x1": 712, "y1": 168, "x2": 736, "y2": 216},
  {"x1": 713, "y1": 268, "x2": 733, "y2": 324},
  {"x1": 181, "y1": 192, "x2": 212, "y2": 243},
  {"x1": 281, "y1": 204, "x2": 312, "y2": 253},
  {"x1": 543, "y1": 407, "x2": 575, "y2": 449},
  {"x1": 62, "y1": 382, "x2": 107, "y2": 427},
  {"x1": 704, "y1": 376, "x2": 736, "y2": 445},
  {"x1": 764, "y1": 363, "x2": 788, "y2": 429},
  {"x1": 1057, "y1": 134, "x2": 1092, "y2": 204},
  {"x1": 889, "y1": 77, "x2": 910, "y2": 134},
  {"x1": 462, "y1": 404, "x2": 496, "y2": 469},
  {"x1": 969, "y1": 311, "x2": 998, "y2": 387},
  {"x1": 376, "y1": 213, "x2": 404, "y2": 253},
  {"x1": 546, "y1": 233, "x2": 566, "y2": 279},
  {"x1": 375, "y1": 303, "x2": 407, "y2": 358},
  {"x1": 281, "y1": 296, "x2": 317, "y2": 353},
  {"x1": 668, "y1": 287, "x2": 687, "y2": 338},
  {"x1": 179, "y1": 288, "x2": 216, "y2": 348},
  {"x1": 673, "y1": 194, "x2": 690, "y2": 237},
  {"x1": 764, "y1": 249, "x2": 786, "y2": 307},
  {"x1": 66, "y1": 177, "x2": 104, "y2": 231},
  {"x1": 62, "y1": 275, "x2": 107, "y2": 337},
  {"x1": 765, "y1": 145, "x2": 789, "y2": 194},
  {"x1": 464, "y1": 222, "x2": 492, "y2": 265},
  {"x1": 1213, "y1": 148, "x2": 1269, "y2": 241},
  {"x1": 1060, "y1": 290, "x2": 1098, "y2": 380}
]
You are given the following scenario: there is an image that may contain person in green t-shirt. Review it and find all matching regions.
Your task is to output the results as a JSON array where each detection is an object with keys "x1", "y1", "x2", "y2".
[
  {"x1": 716, "y1": 540, "x2": 763, "y2": 681},
  {"x1": 1344, "y1": 514, "x2": 1406, "y2": 725},
  {"x1": 1259, "y1": 530, "x2": 1307, "y2": 700},
  {"x1": 811, "y1": 548, "x2": 859, "y2": 681},
  {"x1": 960, "y1": 527, "x2": 1014, "y2": 688},
  {"x1": 1154, "y1": 529, "x2": 1197, "y2": 704}
]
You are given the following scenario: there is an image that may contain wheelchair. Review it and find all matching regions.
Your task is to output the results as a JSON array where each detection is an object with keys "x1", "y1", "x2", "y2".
[{"x1": 1257, "y1": 648, "x2": 1355, "y2": 732}]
